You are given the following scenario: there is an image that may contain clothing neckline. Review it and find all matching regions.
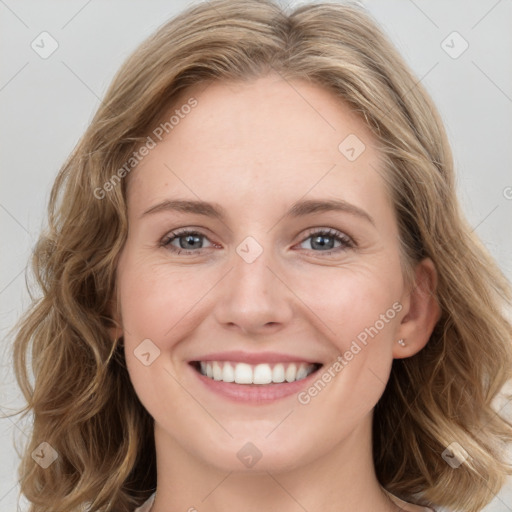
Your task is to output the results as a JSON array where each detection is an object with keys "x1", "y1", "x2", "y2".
[
  {"x1": 134, "y1": 492, "x2": 436, "y2": 512},
  {"x1": 385, "y1": 490, "x2": 436, "y2": 512},
  {"x1": 133, "y1": 492, "x2": 155, "y2": 512}
]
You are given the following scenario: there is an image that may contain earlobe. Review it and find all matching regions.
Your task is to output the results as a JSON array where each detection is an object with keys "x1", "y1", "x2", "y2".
[
  {"x1": 393, "y1": 258, "x2": 441, "y2": 359},
  {"x1": 108, "y1": 323, "x2": 123, "y2": 343},
  {"x1": 107, "y1": 295, "x2": 123, "y2": 342}
]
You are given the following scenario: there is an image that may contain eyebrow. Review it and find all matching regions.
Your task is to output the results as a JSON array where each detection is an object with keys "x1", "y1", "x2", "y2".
[{"x1": 141, "y1": 198, "x2": 375, "y2": 225}]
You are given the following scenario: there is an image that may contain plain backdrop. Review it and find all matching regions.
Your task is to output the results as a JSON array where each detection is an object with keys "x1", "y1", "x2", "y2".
[{"x1": 1, "y1": 0, "x2": 511, "y2": 510}]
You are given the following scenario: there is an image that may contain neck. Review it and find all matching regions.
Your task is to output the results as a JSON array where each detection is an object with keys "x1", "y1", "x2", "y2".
[{"x1": 149, "y1": 416, "x2": 399, "y2": 512}]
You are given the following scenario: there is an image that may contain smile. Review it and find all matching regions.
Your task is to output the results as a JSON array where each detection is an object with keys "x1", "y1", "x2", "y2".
[{"x1": 191, "y1": 361, "x2": 322, "y2": 384}]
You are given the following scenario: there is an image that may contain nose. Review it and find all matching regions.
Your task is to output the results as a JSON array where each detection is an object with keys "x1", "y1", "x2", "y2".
[{"x1": 213, "y1": 240, "x2": 294, "y2": 336}]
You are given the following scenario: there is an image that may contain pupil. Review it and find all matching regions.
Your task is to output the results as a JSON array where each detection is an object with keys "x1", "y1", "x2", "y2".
[
  {"x1": 312, "y1": 235, "x2": 333, "y2": 250},
  {"x1": 181, "y1": 234, "x2": 201, "y2": 249}
]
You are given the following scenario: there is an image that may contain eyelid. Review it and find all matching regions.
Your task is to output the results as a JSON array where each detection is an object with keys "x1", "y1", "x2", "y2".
[{"x1": 299, "y1": 226, "x2": 356, "y2": 247}]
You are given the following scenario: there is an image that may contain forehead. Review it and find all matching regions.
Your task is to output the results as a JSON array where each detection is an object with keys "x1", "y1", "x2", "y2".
[
  {"x1": 155, "y1": 75, "x2": 375, "y2": 157},
  {"x1": 127, "y1": 75, "x2": 389, "y2": 217}
]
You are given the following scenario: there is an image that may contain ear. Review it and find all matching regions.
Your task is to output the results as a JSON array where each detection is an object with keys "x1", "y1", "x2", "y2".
[
  {"x1": 107, "y1": 290, "x2": 123, "y2": 343},
  {"x1": 393, "y1": 257, "x2": 441, "y2": 359}
]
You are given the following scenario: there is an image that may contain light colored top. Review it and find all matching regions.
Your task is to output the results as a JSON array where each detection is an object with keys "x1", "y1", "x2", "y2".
[
  {"x1": 133, "y1": 492, "x2": 437, "y2": 511},
  {"x1": 387, "y1": 491, "x2": 437, "y2": 511},
  {"x1": 134, "y1": 493, "x2": 155, "y2": 512}
]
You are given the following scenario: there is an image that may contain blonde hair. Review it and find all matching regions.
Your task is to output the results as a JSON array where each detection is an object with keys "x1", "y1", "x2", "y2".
[{"x1": 10, "y1": 1, "x2": 512, "y2": 511}]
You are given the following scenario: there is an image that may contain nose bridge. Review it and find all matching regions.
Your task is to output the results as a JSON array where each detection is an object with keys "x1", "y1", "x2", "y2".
[
  {"x1": 231, "y1": 234, "x2": 278, "y2": 302},
  {"x1": 234, "y1": 235, "x2": 273, "y2": 291},
  {"x1": 213, "y1": 233, "x2": 293, "y2": 332}
]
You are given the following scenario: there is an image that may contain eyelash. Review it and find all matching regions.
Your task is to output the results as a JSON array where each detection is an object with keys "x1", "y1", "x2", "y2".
[{"x1": 160, "y1": 227, "x2": 356, "y2": 256}]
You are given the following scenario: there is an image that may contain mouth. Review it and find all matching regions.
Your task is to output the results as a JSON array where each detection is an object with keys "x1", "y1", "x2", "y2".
[{"x1": 189, "y1": 360, "x2": 323, "y2": 385}]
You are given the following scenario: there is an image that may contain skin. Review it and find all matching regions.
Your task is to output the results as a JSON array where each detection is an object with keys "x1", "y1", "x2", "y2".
[{"x1": 112, "y1": 74, "x2": 440, "y2": 512}]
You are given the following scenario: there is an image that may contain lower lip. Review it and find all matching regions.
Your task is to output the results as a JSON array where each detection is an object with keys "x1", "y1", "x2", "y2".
[{"x1": 188, "y1": 363, "x2": 322, "y2": 404}]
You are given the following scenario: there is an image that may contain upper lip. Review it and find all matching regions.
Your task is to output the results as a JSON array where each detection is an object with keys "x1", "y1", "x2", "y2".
[{"x1": 189, "y1": 351, "x2": 322, "y2": 365}]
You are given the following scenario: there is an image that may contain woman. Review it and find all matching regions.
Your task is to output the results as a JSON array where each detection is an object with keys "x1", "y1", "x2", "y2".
[{"x1": 12, "y1": 1, "x2": 512, "y2": 511}]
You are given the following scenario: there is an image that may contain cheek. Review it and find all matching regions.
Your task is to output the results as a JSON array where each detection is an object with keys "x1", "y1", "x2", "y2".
[
  {"x1": 117, "y1": 251, "x2": 227, "y2": 408},
  {"x1": 117, "y1": 249, "x2": 213, "y2": 341},
  {"x1": 117, "y1": 252, "x2": 206, "y2": 424},
  {"x1": 291, "y1": 261, "x2": 403, "y2": 348},
  {"x1": 293, "y1": 281, "x2": 400, "y2": 436}
]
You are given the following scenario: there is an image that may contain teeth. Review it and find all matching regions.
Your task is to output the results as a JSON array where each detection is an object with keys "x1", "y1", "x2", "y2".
[
  {"x1": 196, "y1": 361, "x2": 318, "y2": 384},
  {"x1": 272, "y1": 363, "x2": 285, "y2": 383},
  {"x1": 222, "y1": 362, "x2": 235, "y2": 382},
  {"x1": 253, "y1": 364, "x2": 272, "y2": 384},
  {"x1": 212, "y1": 361, "x2": 223, "y2": 381},
  {"x1": 296, "y1": 365, "x2": 309, "y2": 380},
  {"x1": 285, "y1": 363, "x2": 297, "y2": 383},
  {"x1": 234, "y1": 363, "x2": 253, "y2": 384}
]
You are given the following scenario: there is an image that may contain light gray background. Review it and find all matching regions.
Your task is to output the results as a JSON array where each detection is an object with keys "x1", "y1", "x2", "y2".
[{"x1": 1, "y1": 0, "x2": 511, "y2": 510}]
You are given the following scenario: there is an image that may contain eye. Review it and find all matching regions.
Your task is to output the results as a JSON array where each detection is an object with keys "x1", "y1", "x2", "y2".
[
  {"x1": 160, "y1": 229, "x2": 214, "y2": 255},
  {"x1": 160, "y1": 227, "x2": 355, "y2": 256},
  {"x1": 297, "y1": 228, "x2": 355, "y2": 254}
]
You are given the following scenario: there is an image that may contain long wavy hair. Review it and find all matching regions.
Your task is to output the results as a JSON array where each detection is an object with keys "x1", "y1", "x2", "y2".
[{"x1": 9, "y1": 1, "x2": 512, "y2": 511}]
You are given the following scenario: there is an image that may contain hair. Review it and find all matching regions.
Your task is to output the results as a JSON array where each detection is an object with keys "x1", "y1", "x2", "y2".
[{"x1": 9, "y1": 0, "x2": 512, "y2": 511}]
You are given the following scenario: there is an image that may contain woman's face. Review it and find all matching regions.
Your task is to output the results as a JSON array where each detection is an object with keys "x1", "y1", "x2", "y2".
[{"x1": 115, "y1": 74, "x2": 431, "y2": 473}]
